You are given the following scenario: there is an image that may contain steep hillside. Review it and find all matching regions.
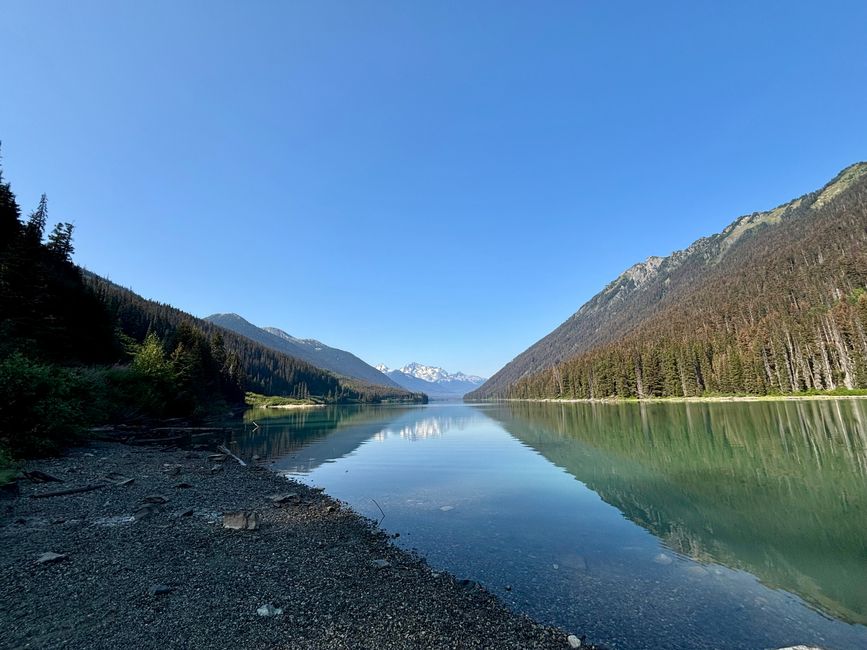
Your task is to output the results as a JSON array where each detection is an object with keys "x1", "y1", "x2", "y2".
[
  {"x1": 470, "y1": 162, "x2": 867, "y2": 399},
  {"x1": 203, "y1": 313, "x2": 399, "y2": 389},
  {"x1": 87, "y1": 277, "x2": 424, "y2": 403}
]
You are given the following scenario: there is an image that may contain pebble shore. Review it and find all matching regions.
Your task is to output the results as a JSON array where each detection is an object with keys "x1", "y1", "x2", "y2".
[{"x1": 0, "y1": 442, "x2": 593, "y2": 649}]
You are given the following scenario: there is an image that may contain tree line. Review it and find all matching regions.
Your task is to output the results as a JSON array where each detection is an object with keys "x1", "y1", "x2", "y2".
[
  {"x1": 506, "y1": 169, "x2": 867, "y2": 399},
  {"x1": 0, "y1": 154, "x2": 422, "y2": 455}
]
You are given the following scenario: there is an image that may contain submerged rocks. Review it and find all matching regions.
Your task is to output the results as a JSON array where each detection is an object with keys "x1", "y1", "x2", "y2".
[{"x1": 35, "y1": 552, "x2": 67, "y2": 565}]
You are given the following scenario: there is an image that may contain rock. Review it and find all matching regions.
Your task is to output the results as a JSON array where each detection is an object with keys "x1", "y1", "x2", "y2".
[
  {"x1": 653, "y1": 553, "x2": 673, "y2": 565},
  {"x1": 175, "y1": 508, "x2": 194, "y2": 518},
  {"x1": 371, "y1": 559, "x2": 391, "y2": 569},
  {"x1": 208, "y1": 454, "x2": 228, "y2": 462},
  {"x1": 36, "y1": 552, "x2": 67, "y2": 565},
  {"x1": 174, "y1": 482, "x2": 193, "y2": 489},
  {"x1": 269, "y1": 493, "x2": 299, "y2": 505},
  {"x1": 148, "y1": 584, "x2": 173, "y2": 596},
  {"x1": 142, "y1": 495, "x2": 169, "y2": 504},
  {"x1": 252, "y1": 455, "x2": 261, "y2": 461},
  {"x1": 93, "y1": 515, "x2": 135, "y2": 527},
  {"x1": 134, "y1": 505, "x2": 160, "y2": 521},
  {"x1": 505, "y1": 585, "x2": 512, "y2": 591},
  {"x1": 163, "y1": 466, "x2": 181, "y2": 477},
  {"x1": 256, "y1": 603, "x2": 283, "y2": 617},
  {"x1": 326, "y1": 505, "x2": 336, "y2": 513},
  {"x1": 567, "y1": 634, "x2": 582, "y2": 648},
  {"x1": 210, "y1": 465, "x2": 223, "y2": 474},
  {"x1": 223, "y1": 511, "x2": 261, "y2": 530},
  {"x1": 105, "y1": 472, "x2": 133, "y2": 485},
  {"x1": 439, "y1": 505, "x2": 454, "y2": 512}
]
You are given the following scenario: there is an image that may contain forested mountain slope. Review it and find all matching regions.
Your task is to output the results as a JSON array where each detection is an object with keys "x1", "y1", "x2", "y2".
[
  {"x1": 87, "y1": 276, "x2": 424, "y2": 403},
  {"x1": 204, "y1": 313, "x2": 401, "y2": 390},
  {"x1": 469, "y1": 162, "x2": 867, "y2": 399}
]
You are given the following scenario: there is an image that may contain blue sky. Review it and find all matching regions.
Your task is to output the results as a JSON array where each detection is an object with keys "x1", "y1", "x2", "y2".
[{"x1": 2, "y1": 1, "x2": 866, "y2": 377}]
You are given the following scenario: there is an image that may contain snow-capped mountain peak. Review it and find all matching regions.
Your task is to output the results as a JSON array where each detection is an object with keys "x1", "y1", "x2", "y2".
[
  {"x1": 375, "y1": 362, "x2": 487, "y2": 399},
  {"x1": 376, "y1": 362, "x2": 485, "y2": 385}
]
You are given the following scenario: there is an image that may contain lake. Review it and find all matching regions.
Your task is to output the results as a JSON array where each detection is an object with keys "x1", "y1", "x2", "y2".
[{"x1": 231, "y1": 400, "x2": 867, "y2": 650}]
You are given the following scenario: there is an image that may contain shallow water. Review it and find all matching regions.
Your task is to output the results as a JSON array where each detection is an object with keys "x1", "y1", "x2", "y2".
[{"x1": 232, "y1": 400, "x2": 867, "y2": 650}]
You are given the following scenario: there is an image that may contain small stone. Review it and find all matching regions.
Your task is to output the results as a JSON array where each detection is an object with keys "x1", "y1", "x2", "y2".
[
  {"x1": 210, "y1": 465, "x2": 223, "y2": 474},
  {"x1": 371, "y1": 559, "x2": 391, "y2": 569},
  {"x1": 326, "y1": 505, "x2": 336, "y2": 513},
  {"x1": 252, "y1": 455, "x2": 261, "y2": 461},
  {"x1": 439, "y1": 505, "x2": 454, "y2": 512},
  {"x1": 269, "y1": 493, "x2": 299, "y2": 505},
  {"x1": 142, "y1": 495, "x2": 168, "y2": 504},
  {"x1": 505, "y1": 584, "x2": 512, "y2": 591},
  {"x1": 174, "y1": 482, "x2": 193, "y2": 489},
  {"x1": 175, "y1": 508, "x2": 194, "y2": 518},
  {"x1": 257, "y1": 603, "x2": 283, "y2": 617},
  {"x1": 134, "y1": 505, "x2": 159, "y2": 521},
  {"x1": 567, "y1": 634, "x2": 582, "y2": 648},
  {"x1": 35, "y1": 552, "x2": 67, "y2": 565},
  {"x1": 223, "y1": 512, "x2": 261, "y2": 530},
  {"x1": 148, "y1": 584, "x2": 173, "y2": 596}
]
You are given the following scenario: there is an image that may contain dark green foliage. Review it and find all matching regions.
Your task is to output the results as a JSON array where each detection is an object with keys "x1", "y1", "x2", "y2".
[
  {"x1": 86, "y1": 274, "x2": 425, "y2": 404},
  {"x1": 471, "y1": 163, "x2": 867, "y2": 400}
]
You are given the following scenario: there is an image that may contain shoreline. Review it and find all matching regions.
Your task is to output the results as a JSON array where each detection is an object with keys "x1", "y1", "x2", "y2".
[
  {"x1": 0, "y1": 441, "x2": 591, "y2": 649},
  {"x1": 472, "y1": 394, "x2": 867, "y2": 405},
  {"x1": 260, "y1": 403, "x2": 327, "y2": 410}
]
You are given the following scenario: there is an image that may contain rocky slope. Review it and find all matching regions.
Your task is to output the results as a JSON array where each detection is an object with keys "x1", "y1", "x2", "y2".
[{"x1": 470, "y1": 162, "x2": 867, "y2": 399}]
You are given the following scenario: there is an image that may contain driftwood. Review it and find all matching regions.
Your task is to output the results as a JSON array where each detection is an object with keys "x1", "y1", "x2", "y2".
[
  {"x1": 216, "y1": 444, "x2": 247, "y2": 467},
  {"x1": 31, "y1": 483, "x2": 107, "y2": 499}
]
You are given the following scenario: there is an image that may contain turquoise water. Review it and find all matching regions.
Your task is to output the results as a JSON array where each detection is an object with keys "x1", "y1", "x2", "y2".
[{"x1": 232, "y1": 400, "x2": 867, "y2": 650}]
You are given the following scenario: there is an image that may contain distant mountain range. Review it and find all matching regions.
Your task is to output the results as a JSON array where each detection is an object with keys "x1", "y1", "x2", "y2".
[
  {"x1": 376, "y1": 362, "x2": 485, "y2": 399},
  {"x1": 469, "y1": 162, "x2": 867, "y2": 400},
  {"x1": 204, "y1": 313, "x2": 402, "y2": 390}
]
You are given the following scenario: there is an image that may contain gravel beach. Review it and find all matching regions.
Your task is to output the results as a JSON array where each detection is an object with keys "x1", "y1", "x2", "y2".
[{"x1": 0, "y1": 442, "x2": 592, "y2": 649}]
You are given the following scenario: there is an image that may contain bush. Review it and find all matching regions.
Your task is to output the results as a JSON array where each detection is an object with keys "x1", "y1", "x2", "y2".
[{"x1": 0, "y1": 353, "x2": 89, "y2": 455}]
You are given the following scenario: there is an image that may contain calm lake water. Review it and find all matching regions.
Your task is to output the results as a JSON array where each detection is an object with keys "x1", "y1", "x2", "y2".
[{"x1": 231, "y1": 400, "x2": 867, "y2": 650}]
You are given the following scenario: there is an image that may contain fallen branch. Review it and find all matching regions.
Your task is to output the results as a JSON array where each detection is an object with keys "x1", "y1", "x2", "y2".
[
  {"x1": 370, "y1": 497, "x2": 386, "y2": 525},
  {"x1": 31, "y1": 483, "x2": 107, "y2": 499},
  {"x1": 217, "y1": 444, "x2": 247, "y2": 467}
]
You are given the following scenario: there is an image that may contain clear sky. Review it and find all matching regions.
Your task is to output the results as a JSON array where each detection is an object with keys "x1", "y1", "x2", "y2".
[{"x1": 2, "y1": 1, "x2": 866, "y2": 377}]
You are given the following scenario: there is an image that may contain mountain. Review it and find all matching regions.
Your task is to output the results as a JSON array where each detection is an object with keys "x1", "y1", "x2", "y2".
[
  {"x1": 203, "y1": 313, "x2": 402, "y2": 390},
  {"x1": 87, "y1": 279, "x2": 423, "y2": 403},
  {"x1": 377, "y1": 362, "x2": 485, "y2": 399},
  {"x1": 469, "y1": 162, "x2": 867, "y2": 400}
]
